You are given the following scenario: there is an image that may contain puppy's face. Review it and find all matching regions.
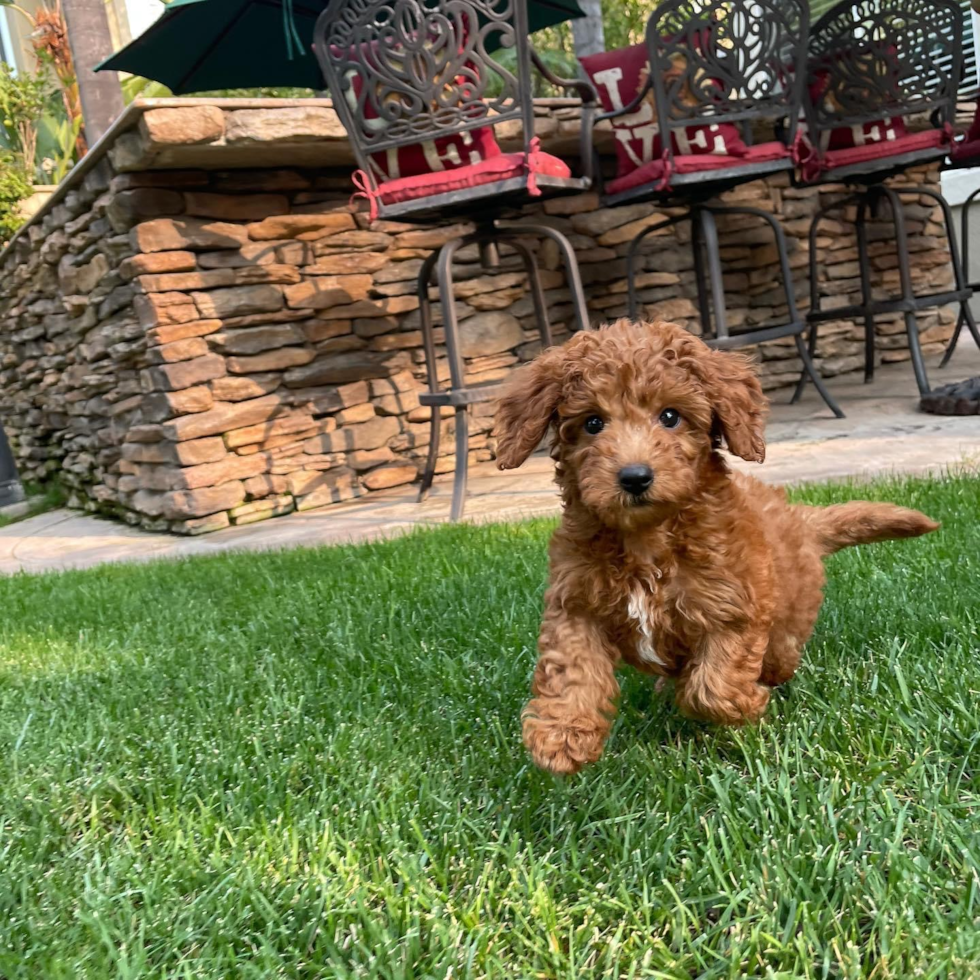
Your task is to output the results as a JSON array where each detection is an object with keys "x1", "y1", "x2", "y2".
[{"x1": 494, "y1": 320, "x2": 768, "y2": 530}]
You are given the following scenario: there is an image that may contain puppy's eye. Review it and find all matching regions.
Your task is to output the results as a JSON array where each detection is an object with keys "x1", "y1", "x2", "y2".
[
  {"x1": 659, "y1": 408, "x2": 681, "y2": 429},
  {"x1": 584, "y1": 415, "x2": 605, "y2": 435}
]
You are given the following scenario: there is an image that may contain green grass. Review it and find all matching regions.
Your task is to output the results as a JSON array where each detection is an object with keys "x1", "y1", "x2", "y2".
[{"x1": 0, "y1": 474, "x2": 978, "y2": 979}]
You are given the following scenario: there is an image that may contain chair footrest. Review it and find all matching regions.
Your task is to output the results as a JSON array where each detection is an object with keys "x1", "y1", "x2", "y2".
[
  {"x1": 808, "y1": 288, "x2": 971, "y2": 322},
  {"x1": 707, "y1": 321, "x2": 806, "y2": 349},
  {"x1": 419, "y1": 384, "x2": 504, "y2": 408}
]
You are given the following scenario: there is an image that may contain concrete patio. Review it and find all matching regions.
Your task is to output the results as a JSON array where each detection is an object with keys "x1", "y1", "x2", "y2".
[{"x1": 2, "y1": 346, "x2": 978, "y2": 576}]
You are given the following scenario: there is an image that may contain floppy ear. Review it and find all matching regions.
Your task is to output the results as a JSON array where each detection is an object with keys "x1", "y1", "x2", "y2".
[
  {"x1": 696, "y1": 348, "x2": 768, "y2": 463},
  {"x1": 493, "y1": 346, "x2": 564, "y2": 470}
]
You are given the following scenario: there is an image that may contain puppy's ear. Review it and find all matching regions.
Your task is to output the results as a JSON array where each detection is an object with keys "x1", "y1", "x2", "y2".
[
  {"x1": 494, "y1": 346, "x2": 563, "y2": 470},
  {"x1": 697, "y1": 348, "x2": 768, "y2": 463}
]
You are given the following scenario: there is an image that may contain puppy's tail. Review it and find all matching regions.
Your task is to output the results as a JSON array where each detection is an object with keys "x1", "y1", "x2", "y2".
[{"x1": 802, "y1": 501, "x2": 939, "y2": 556}]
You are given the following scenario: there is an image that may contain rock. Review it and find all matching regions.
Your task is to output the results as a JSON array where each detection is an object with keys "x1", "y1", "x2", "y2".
[
  {"x1": 392, "y1": 223, "x2": 475, "y2": 249},
  {"x1": 183, "y1": 192, "x2": 290, "y2": 221},
  {"x1": 172, "y1": 512, "x2": 232, "y2": 535},
  {"x1": 243, "y1": 474, "x2": 288, "y2": 498},
  {"x1": 294, "y1": 468, "x2": 362, "y2": 509},
  {"x1": 348, "y1": 446, "x2": 396, "y2": 470},
  {"x1": 59, "y1": 253, "x2": 108, "y2": 294},
  {"x1": 571, "y1": 203, "x2": 655, "y2": 238},
  {"x1": 361, "y1": 461, "x2": 417, "y2": 489},
  {"x1": 284, "y1": 350, "x2": 410, "y2": 387},
  {"x1": 141, "y1": 106, "x2": 225, "y2": 145},
  {"x1": 192, "y1": 284, "x2": 283, "y2": 319},
  {"x1": 230, "y1": 494, "x2": 295, "y2": 524},
  {"x1": 227, "y1": 347, "x2": 315, "y2": 373},
  {"x1": 122, "y1": 435, "x2": 226, "y2": 466},
  {"x1": 138, "y1": 265, "x2": 299, "y2": 293},
  {"x1": 211, "y1": 324, "x2": 307, "y2": 355},
  {"x1": 210, "y1": 373, "x2": 282, "y2": 402},
  {"x1": 305, "y1": 415, "x2": 399, "y2": 452},
  {"x1": 163, "y1": 393, "x2": 283, "y2": 441},
  {"x1": 107, "y1": 189, "x2": 184, "y2": 231},
  {"x1": 226, "y1": 413, "x2": 322, "y2": 449},
  {"x1": 146, "y1": 337, "x2": 210, "y2": 364},
  {"x1": 543, "y1": 191, "x2": 600, "y2": 215},
  {"x1": 120, "y1": 251, "x2": 197, "y2": 278},
  {"x1": 287, "y1": 379, "x2": 369, "y2": 413},
  {"x1": 147, "y1": 318, "x2": 222, "y2": 346},
  {"x1": 303, "y1": 318, "x2": 353, "y2": 343},
  {"x1": 247, "y1": 213, "x2": 355, "y2": 241},
  {"x1": 225, "y1": 106, "x2": 347, "y2": 143},
  {"x1": 457, "y1": 312, "x2": 522, "y2": 358},
  {"x1": 141, "y1": 385, "x2": 215, "y2": 421},
  {"x1": 198, "y1": 242, "x2": 284, "y2": 268},
  {"x1": 142, "y1": 354, "x2": 227, "y2": 392},
  {"x1": 283, "y1": 275, "x2": 373, "y2": 309},
  {"x1": 132, "y1": 217, "x2": 249, "y2": 252},
  {"x1": 314, "y1": 230, "x2": 392, "y2": 252},
  {"x1": 134, "y1": 292, "x2": 200, "y2": 329},
  {"x1": 159, "y1": 481, "x2": 247, "y2": 519},
  {"x1": 305, "y1": 253, "x2": 389, "y2": 275},
  {"x1": 164, "y1": 452, "x2": 269, "y2": 491}
]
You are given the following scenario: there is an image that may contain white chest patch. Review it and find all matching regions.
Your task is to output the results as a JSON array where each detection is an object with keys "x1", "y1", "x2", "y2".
[{"x1": 626, "y1": 585, "x2": 665, "y2": 666}]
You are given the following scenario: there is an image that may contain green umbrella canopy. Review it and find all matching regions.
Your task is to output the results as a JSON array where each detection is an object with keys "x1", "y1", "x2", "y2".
[{"x1": 96, "y1": 0, "x2": 585, "y2": 95}]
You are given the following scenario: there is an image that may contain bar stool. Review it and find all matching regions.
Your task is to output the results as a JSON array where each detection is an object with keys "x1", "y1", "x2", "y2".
[
  {"x1": 313, "y1": 0, "x2": 596, "y2": 520},
  {"x1": 939, "y1": 97, "x2": 980, "y2": 366},
  {"x1": 579, "y1": 0, "x2": 843, "y2": 417},
  {"x1": 792, "y1": 0, "x2": 976, "y2": 403}
]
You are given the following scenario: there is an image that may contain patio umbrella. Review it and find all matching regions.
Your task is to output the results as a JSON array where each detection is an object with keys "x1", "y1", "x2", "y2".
[{"x1": 96, "y1": 0, "x2": 585, "y2": 95}]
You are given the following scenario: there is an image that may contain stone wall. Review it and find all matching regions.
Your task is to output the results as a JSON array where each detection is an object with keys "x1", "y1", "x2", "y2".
[{"x1": 0, "y1": 100, "x2": 957, "y2": 533}]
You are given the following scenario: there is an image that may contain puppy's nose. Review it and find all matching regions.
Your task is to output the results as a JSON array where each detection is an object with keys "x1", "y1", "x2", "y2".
[{"x1": 618, "y1": 464, "x2": 653, "y2": 497}]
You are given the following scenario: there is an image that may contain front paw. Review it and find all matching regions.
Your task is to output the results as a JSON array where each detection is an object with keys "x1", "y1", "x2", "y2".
[
  {"x1": 522, "y1": 699, "x2": 608, "y2": 775},
  {"x1": 679, "y1": 681, "x2": 771, "y2": 726}
]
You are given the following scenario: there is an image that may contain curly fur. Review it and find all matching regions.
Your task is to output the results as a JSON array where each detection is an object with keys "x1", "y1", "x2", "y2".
[{"x1": 494, "y1": 320, "x2": 939, "y2": 775}]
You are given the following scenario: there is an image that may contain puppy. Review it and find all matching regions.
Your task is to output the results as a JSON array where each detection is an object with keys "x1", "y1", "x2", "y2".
[{"x1": 494, "y1": 320, "x2": 939, "y2": 775}]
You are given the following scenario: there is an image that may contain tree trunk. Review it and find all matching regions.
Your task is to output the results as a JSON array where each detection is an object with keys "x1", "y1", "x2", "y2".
[
  {"x1": 571, "y1": 0, "x2": 605, "y2": 59},
  {"x1": 61, "y1": 0, "x2": 125, "y2": 145}
]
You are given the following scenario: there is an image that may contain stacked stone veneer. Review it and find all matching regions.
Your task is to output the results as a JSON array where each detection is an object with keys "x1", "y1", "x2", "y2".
[{"x1": 0, "y1": 101, "x2": 957, "y2": 533}]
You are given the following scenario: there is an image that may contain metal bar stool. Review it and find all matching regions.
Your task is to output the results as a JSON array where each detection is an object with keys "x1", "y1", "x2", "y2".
[
  {"x1": 313, "y1": 0, "x2": 596, "y2": 521},
  {"x1": 939, "y1": 94, "x2": 980, "y2": 366},
  {"x1": 792, "y1": 0, "x2": 976, "y2": 403},
  {"x1": 580, "y1": 0, "x2": 844, "y2": 418}
]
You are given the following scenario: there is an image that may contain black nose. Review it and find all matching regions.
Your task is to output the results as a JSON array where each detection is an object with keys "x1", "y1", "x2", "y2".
[{"x1": 618, "y1": 464, "x2": 653, "y2": 497}]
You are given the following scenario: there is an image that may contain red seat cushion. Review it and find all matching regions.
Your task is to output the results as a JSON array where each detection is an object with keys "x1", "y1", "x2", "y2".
[
  {"x1": 606, "y1": 140, "x2": 788, "y2": 195},
  {"x1": 820, "y1": 128, "x2": 946, "y2": 172},
  {"x1": 375, "y1": 150, "x2": 571, "y2": 207},
  {"x1": 579, "y1": 43, "x2": 747, "y2": 182}
]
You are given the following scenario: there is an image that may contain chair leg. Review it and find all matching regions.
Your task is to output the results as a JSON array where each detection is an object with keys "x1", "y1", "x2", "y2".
[
  {"x1": 911, "y1": 183, "x2": 980, "y2": 368},
  {"x1": 450, "y1": 407, "x2": 469, "y2": 523},
  {"x1": 878, "y1": 186, "x2": 929, "y2": 396},
  {"x1": 854, "y1": 195, "x2": 876, "y2": 384},
  {"x1": 793, "y1": 193, "x2": 861, "y2": 404},
  {"x1": 416, "y1": 245, "x2": 444, "y2": 502},
  {"x1": 435, "y1": 235, "x2": 470, "y2": 519},
  {"x1": 696, "y1": 208, "x2": 730, "y2": 343},
  {"x1": 690, "y1": 208, "x2": 713, "y2": 339},
  {"x1": 504, "y1": 222, "x2": 590, "y2": 333},
  {"x1": 706, "y1": 201, "x2": 844, "y2": 418}
]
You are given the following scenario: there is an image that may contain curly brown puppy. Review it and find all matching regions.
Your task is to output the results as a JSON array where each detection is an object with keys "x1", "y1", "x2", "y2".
[{"x1": 494, "y1": 319, "x2": 939, "y2": 775}]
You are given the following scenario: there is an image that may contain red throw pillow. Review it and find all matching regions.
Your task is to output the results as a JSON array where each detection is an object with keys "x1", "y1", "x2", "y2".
[{"x1": 579, "y1": 43, "x2": 747, "y2": 179}]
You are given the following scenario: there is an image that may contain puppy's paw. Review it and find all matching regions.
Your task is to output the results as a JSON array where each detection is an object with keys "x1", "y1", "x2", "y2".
[
  {"x1": 679, "y1": 682, "x2": 771, "y2": 726},
  {"x1": 522, "y1": 699, "x2": 607, "y2": 775}
]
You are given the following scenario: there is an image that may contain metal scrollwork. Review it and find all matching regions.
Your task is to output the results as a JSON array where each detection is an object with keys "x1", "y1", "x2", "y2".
[
  {"x1": 649, "y1": 0, "x2": 807, "y2": 124},
  {"x1": 807, "y1": 0, "x2": 961, "y2": 127},
  {"x1": 314, "y1": 0, "x2": 521, "y2": 152}
]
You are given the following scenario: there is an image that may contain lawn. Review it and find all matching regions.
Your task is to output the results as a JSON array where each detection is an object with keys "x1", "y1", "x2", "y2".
[{"x1": 0, "y1": 474, "x2": 978, "y2": 980}]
